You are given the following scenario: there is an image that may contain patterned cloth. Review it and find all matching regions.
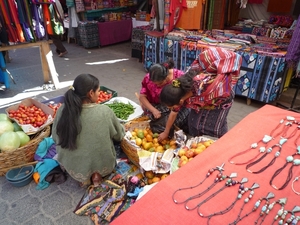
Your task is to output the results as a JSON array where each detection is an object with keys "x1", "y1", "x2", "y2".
[
  {"x1": 188, "y1": 91, "x2": 234, "y2": 138},
  {"x1": 74, "y1": 175, "x2": 134, "y2": 225}
]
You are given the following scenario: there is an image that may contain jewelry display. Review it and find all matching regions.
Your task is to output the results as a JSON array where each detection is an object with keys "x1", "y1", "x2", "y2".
[
  {"x1": 292, "y1": 176, "x2": 300, "y2": 195},
  {"x1": 228, "y1": 192, "x2": 275, "y2": 225},
  {"x1": 269, "y1": 198, "x2": 288, "y2": 225},
  {"x1": 256, "y1": 197, "x2": 287, "y2": 225},
  {"x1": 205, "y1": 183, "x2": 259, "y2": 225},
  {"x1": 270, "y1": 132, "x2": 300, "y2": 190},
  {"x1": 246, "y1": 122, "x2": 299, "y2": 174},
  {"x1": 172, "y1": 163, "x2": 225, "y2": 204},
  {"x1": 193, "y1": 177, "x2": 248, "y2": 215},
  {"x1": 228, "y1": 117, "x2": 294, "y2": 165},
  {"x1": 184, "y1": 173, "x2": 239, "y2": 211}
]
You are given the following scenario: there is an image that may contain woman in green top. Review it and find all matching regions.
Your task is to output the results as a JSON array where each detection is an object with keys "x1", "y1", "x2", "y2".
[{"x1": 52, "y1": 74, "x2": 125, "y2": 186}]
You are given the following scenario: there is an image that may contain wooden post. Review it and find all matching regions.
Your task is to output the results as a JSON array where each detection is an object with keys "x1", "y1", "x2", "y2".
[{"x1": 40, "y1": 41, "x2": 51, "y2": 83}]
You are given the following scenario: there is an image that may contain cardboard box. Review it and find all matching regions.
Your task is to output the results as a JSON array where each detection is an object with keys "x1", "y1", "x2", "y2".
[{"x1": 6, "y1": 98, "x2": 54, "y2": 135}]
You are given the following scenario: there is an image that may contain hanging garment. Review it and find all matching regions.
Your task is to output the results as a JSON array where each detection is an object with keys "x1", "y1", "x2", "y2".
[
  {"x1": 176, "y1": 0, "x2": 203, "y2": 30},
  {"x1": 293, "y1": 0, "x2": 300, "y2": 16},
  {"x1": 164, "y1": 0, "x2": 187, "y2": 35},
  {"x1": 248, "y1": 0, "x2": 263, "y2": 3},
  {"x1": 0, "y1": 0, "x2": 19, "y2": 42},
  {"x1": 267, "y1": 0, "x2": 293, "y2": 13},
  {"x1": 7, "y1": 0, "x2": 25, "y2": 42},
  {"x1": 286, "y1": 15, "x2": 300, "y2": 69}
]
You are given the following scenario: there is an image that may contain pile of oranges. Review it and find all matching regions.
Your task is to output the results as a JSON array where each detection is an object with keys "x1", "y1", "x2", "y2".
[{"x1": 130, "y1": 127, "x2": 176, "y2": 153}]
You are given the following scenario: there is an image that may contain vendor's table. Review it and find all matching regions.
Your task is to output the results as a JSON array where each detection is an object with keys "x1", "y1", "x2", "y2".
[
  {"x1": 143, "y1": 33, "x2": 287, "y2": 103},
  {"x1": 0, "y1": 40, "x2": 55, "y2": 87},
  {"x1": 112, "y1": 105, "x2": 300, "y2": 225},
  {"x1": 97, "y1": 20, "x2": 132, "y2": 46}
]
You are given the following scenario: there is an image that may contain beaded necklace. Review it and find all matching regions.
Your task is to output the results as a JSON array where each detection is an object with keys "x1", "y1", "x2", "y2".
[
  {"x1": 246, "y1": 123, "x2": 299, "y2": 174},
  {"x1": 228, "y1": 192, "x2": 275, "y2": 225},
  {"x1": 192, "y1": 177, "x2": 248, "y2": 215},
  {"x1": 184, "y1": 173, "x2": 239, "y2": 211},
  {"x1": 172, "y1": 163, "x2": 225, "y2": 204},
  {"x1": 272, "y1": 205, "x2": 300, "y2": 225},
  {"x1": 204, "y1": 183, "x2": 259, "y2": 225},
  {"x1": 269, "y1": 198, "x2": 289, "y2": 225},
  {"x1": 256, "y1": 197, "x2": 287, "y2": 225},
  {"x1": 269, "y1": 132, "x2": 300, "y2": 190},
  {"x1": 228, "y1": 117, "x2": 293, "y2": 165},
  {"x1": 292, "y1": 176, "x2": 300, "y2": 195}
]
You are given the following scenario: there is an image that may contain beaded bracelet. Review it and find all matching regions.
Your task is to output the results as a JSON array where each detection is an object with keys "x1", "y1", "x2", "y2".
[{"x1": 292, "y1": 176, "x2": 300, "y2": 195}]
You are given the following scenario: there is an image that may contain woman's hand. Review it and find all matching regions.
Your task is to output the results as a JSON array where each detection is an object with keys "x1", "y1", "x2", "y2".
[
  {"x1": 158, "y1": 131, "x2": 169, "y2": 142},
  {"x1": 152, "y1": 108, "x2": 161, "y2": 119}
]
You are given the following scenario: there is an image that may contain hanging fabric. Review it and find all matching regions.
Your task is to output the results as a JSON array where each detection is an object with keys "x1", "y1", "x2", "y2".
[
  {"x1": 31, "y1": 3, "x2": 46, "y2": 39},
  {"x1": 16, "y1": 0, "x2": 35, "y2": 42},
  {"x1": 286, "y1": 15, "x2": 300, "y2": 69},
  {"x1": 7, "y1": 0, "x2": 25, "y2": 42},
  {"x1": 49, "y1": 2, "x2": 65, "y2": 35},
  {"x1": 248, "y1": 0, "x2": 263, "y2": 3},
  {"x1": 267, "y1": 0, "x2": 293, "y2": 13},
  {"x1": 176, "y1": 0, "x2": 204, "y2": 30},
  {"x1": 0, "y1": 0, "x2": 19, "y2": 42}
]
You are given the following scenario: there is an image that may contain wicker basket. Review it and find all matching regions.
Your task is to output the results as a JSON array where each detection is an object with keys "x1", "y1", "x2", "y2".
[
  {"x1": 0, "y1": 126, "x2": 51, "y2": 176},
  {"x1": 120, "y1": 116, "x2": 150, "y2": 166}
]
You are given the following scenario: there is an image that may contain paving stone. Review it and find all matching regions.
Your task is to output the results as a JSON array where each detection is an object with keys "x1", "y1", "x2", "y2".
[{"x1": 23, "y1": 214, "x2": 55, "y2": 225}]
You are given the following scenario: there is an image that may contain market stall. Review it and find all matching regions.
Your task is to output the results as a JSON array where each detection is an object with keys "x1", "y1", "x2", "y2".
[{"x1": 111, "y1": 104, "x2": 300, "y2": 225}]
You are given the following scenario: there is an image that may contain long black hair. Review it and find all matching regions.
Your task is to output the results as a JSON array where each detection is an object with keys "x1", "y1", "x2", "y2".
[
  {"x1": 149, "y1": 59, "x2": 174, "y2": 82},
  {"x1": 56, "y1": 74, "x2": 99, "y2": 150},
  {"x1": 160, "y1": 69, "x2": 198, "y2": 106}
]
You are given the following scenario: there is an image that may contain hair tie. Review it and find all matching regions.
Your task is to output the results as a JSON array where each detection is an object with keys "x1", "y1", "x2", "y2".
[
  {"x1": 163, "y1": 63, "x2": 168, "y2": 68},
  {"x1": 172, "y1": 80, "x2": 181, "y2": 88},
  {"x1": 69, "y1": 85, "x2": 75, "y2": 91}
]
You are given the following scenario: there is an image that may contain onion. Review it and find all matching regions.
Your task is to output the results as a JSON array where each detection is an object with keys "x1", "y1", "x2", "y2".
[
  {"x1": 0, "y1": 120, "x2": 14, "y2": 136},
  {"x1": 15, "y1": 131, "x2": 30, "y2": 147},
  {"x1": 0, "y1": 131, "x2": 20, "y2": 152}
]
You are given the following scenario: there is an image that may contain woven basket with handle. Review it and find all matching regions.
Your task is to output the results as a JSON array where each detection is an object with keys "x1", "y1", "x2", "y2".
[
  {"x1": 0, "y1": 125, "x2": 51, "y2": 176},
  {"x1": 120, "y1": 116, "x2": 150, "y2": 166}
]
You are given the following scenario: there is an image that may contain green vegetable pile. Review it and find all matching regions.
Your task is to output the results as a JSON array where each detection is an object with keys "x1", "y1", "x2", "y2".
[{"x1": 106, "y1": 101, "x2": 135, "y2": 120}]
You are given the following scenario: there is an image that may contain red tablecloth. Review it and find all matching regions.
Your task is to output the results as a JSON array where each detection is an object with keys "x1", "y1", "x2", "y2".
[
  {"x1": 112, "y1": 105, "x2": 300, "y2": 225},
  {"x1": 97, "y1": 20, "x2": 132, "y2": 46}
]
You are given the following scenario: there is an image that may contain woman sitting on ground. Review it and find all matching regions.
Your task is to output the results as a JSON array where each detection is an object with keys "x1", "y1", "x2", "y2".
[{"x1": 51, "y1": 74, "x2": 125, "y2": 187}]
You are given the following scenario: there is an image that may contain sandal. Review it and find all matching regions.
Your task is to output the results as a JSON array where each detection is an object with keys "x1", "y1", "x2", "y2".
[{"x1": 91, "y1": 172, "x2": 102, "y2": 187}]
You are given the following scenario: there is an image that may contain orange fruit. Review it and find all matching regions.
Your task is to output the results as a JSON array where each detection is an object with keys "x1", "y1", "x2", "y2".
[
  {"x1": 155, "y1": 146, "x2": 164, "y2": 153},
  {"x1": 136, "y1": 173, "x2": 144, "y2": 180},
  {"x1": 147, "y1": 178, "x2": 153, "y2": 184},
  {"x1": 161, "y1": 174, "x2": 169, "y2": 180},
  {"x1": 146, "y1": 134, "x2": 153, "y2": 142},
  {"x1": 152, "y1": 176, "x2": 161, "y2": 183},
  {"x1": 145, "y1": 171, "x2": 154, "y2": 179}
]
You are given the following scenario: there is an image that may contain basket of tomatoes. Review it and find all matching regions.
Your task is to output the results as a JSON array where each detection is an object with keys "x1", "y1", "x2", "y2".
[{"x1": 6, "y1": 98, "x2": 54, "y2": 135}]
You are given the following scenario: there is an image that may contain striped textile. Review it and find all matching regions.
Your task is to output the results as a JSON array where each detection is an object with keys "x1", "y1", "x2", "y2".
[{"x1": 191, "y1": 47, "x2": 242, "y2": 85}]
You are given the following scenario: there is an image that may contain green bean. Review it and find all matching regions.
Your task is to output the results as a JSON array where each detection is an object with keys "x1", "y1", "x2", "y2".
[{"x1": 106, "y1": 102, "x2": 135, "y2": 120}]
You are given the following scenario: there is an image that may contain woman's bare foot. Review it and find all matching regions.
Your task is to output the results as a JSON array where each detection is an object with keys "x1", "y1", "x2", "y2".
[{"x1": 91, "y1": 172, "x2": 102, "y2": 187}]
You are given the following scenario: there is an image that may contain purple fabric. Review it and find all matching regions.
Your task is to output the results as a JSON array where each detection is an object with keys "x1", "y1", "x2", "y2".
[
  {"x1": 286, "y1": 16, "x2": 300, "y2": 68},
  {"x1": 34, "y1": 144, "x2": 57, "y2": 161},
  {"x1": 97, "y1": 20, "x2": 132, "y2": 46}
]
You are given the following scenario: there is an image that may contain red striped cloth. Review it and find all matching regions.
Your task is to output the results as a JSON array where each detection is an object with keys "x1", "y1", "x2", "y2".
[{"x1": 191, "y1": 47, "x2": 242, "y2": 85}]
